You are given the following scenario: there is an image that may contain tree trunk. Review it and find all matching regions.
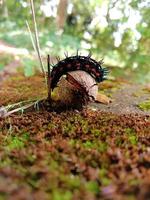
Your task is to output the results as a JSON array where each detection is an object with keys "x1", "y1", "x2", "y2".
[
  {"x1": 56, "y1": 0, "x2": 68, "y2": 31},
  {"x1": 1, "y1": 0, "x2": 9, "y2": 18}
]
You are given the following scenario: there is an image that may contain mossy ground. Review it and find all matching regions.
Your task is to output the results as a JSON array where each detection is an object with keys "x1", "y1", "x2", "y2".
[
  {"x1": 138, "y1": 100, "x2": 150, "y2": 111},
  {"x1": 0, "y1": 75, "x2": 150, "y2": 200}
]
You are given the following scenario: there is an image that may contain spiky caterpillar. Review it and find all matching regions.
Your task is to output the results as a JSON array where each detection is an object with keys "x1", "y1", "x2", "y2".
[{"x1": 50, "y1": 55, "x2": 108, "y2": 90}]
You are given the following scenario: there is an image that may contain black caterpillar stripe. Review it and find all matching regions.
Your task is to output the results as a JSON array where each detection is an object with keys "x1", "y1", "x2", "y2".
[{"x1": 50, "y1": 55, "x2": 109, "y2": 90}]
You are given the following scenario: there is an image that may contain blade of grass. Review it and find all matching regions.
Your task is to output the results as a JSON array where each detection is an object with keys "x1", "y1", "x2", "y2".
[
  {"x1": 29, "y1": 0, "x2": 46, "y2": 80},
  {"x1": 25, "y1": 20, "x2": 37, "y2": 54}
]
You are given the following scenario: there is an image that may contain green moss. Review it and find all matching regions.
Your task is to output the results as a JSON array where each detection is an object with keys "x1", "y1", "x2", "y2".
[
  {"x1": 128, "y1": 179, "x2": 140, "y2": 186},
  {"x1": 99, "y1": 168, "x2": 111, "y2": 186},
  {"x1": 83, "y1": 140, "x2": 107, "y2": 152},
  {"x1": 61, "y1": 175, "x2": 81, "y2": 189},
  {"x1": 128, "y1": 135, "x2": 138, "y2": 145},
  {"x1": 0, "y1": 157, "x2": 12, "y2": 168},
  {"x1": 4, "y1": 132, "x2": 30, "y2": 151},
  {"x1": 125, "y1": 128, "x2": 135, "y2": 135},
  {"x1": 91, "y1": 129, "x2": 101, "y2": 136},
  {"x1": 0, "y1": 193, "x2": 7, "y2": 200},
  {"x1": 115, "y1": 137, "x2": 124, "y2": 147},
  {"x1": 52, "y1": 190, "x2": 72, "y2": 200},
  {"x1": 85, "y1": 181, "x2": 100, "y2": 194},
  {"x1": 101, "y1": 177, "x2": 111, "y2": 186},
  {"x1": 138, "y1": 100, "x2": 150, "y2": 111},
  {"x1": 62, "y1": 121, "x2": 76, "y2": 136},
  {"x1": 83, "y1": 141, "x2": 94, "y2": 149},
  {"x1": 97, "y1": 142, "x2": 107, "y2": 152},
  {"x1": 99, "y1": 168, "x2": 107, "y2": 177},
  {"x1": 125, "y1": 128, "x2": 138, "y2": 145}
]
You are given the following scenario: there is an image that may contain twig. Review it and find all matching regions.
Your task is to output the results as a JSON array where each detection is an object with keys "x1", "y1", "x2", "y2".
[
  {"x1": 1, "y1": 101, "x2": 39, "y2": 118},
  {"x1": 25, "y1": 20, "x2": 37, "y2": 54},
  {"x1": 29, "y1": 0, "x2": 46, "y2": 78},
  {"x1": 47, "y1": 54, "x2": 51, "y2": 103}
]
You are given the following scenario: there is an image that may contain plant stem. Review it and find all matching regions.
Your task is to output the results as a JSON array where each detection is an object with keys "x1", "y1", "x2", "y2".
[
  {"x1": 25, "y1": 20, "x2": 37, "y2": 54},
  {"x1": 47, "y1": 55, "x2": 51, "y2": 103},
  {"x1": 29, "y1": 0, "x2": 46, "y2": 80}
]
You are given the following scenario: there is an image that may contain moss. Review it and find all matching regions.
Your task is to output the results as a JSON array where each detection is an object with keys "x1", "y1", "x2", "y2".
[
  {"x1": 99, "y1": 168, "x2": 111, "y2": 186},
  {"x1": 82, "y1": 141, "x2": 93, "y2": 149},
  {"x1": 138, "y1": 100, "x2": 150, "y2": 111},
  {"x1": 91, "y1": 129, "x2": 101, "y2": 136},
  {"x1": 128, "y1": 179, "x2": 140, "y2": 186},
  {"x1": 115, "y1": 137, "x2": 124, "y2": 147},
  {"x1": 125, "y1": 128, "x2": 138, "y2": 145},
  {"x1": 4, "y1": 132, "x2": 30, "y2": 151},
  {"x1": 0, "y1": 74, "x2": 47, "y2": 105},
  {"x1": 52, "y1": 190, "x2": 72, "y2": 200},
  {"x1": 101, "y1": 177, "x2": 111, "y2": 186},
  {"x1": 85, "y1": 181, "x2": 100, "y2": 194},
  {"x1": 0, "y1": 95, "x2": 149, "y2": 199},
  {"x1": 0, "y1": 193, "x2": 8, "y2": 200},
  {"x1": 60, "y1": 175, "x2": 81, "y2": 190},
  {"x1": 128, "y1": 135, "x2": 138, "y2": 145}
]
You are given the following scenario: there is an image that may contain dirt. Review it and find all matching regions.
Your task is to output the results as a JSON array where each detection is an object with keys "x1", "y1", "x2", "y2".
[
  {"x1": 0, "y1": 74, "x2": 150, "y2": 200},
  {"x1": 91, "y1": 83, "x2": 150, "y2": 116}
]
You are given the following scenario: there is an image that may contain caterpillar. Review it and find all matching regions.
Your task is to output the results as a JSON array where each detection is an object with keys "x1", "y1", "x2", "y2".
[{"x1": 50, "y1": 54, "x2": 109, "y2": 90}]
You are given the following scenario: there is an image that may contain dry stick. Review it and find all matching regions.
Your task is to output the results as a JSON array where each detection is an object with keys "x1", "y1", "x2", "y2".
[
  {"x1": 2, "y1": 102, "x2": 37, "y2": 118},
  {"x1": 29, "y1": 0, "x2": 46, "y2": 79},
  {"x1": 47, "y1": 55, "x2": 51, "y2": 102}
]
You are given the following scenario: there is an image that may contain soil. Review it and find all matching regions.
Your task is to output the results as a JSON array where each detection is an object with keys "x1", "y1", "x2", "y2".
[
  {"x1": 0, "y1": 74, "x2": 150, "y2": 200},
  {"x1": 91, "y1": 83, "x2": 150, "y2": 116}
]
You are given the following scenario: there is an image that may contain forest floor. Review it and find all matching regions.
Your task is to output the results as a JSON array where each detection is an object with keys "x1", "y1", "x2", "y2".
[
  {"x1": 0, "y1": 73, "x2": 149, "y2": 200},
  {"x1": 0, "y1": 43, "x2": 150, "y2": 200}
]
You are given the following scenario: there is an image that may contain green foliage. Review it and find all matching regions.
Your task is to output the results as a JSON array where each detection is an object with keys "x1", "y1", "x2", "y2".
[
  {"x1": 0, "y1": 0, "x2": 150, "y2": 82},
  {"x1": 22, "y1": 58, "x2": 36, "y2": 77},
  {"x1": 0, "y1": 54, "x2": 14, "y2": 70}
]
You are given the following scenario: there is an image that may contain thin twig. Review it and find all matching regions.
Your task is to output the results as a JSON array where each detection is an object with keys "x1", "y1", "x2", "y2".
[
  {"x1": 29, "y1": 0, "x2": 46, "y2": 78},
  {"x1": 47, "y1": 54, "x2": 51, "y2": 103},
  {"x1": 25, "y1": 20, "x2": 37, "y2": 53},
  {"x1": 1, "y1": 101, "x2": 38, "y2": 118}
]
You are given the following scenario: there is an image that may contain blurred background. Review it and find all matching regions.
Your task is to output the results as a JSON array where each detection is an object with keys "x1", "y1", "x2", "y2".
[{"x1": 0, "y1": 0, "x2": 150, "y2": 83}]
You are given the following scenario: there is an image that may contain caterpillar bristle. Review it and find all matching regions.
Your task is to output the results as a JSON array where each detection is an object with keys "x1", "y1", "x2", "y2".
[
  {"x1": 98, "y1": 59, "x2": 104, "y2": 65},
  {"x1": 64, "y1": 52, "x2": 69, "y2": 58},
  {"x1": 103, "y1": 68, "x2": 109, "y2": 72},
  {"x1": 50, "y1": 60, "x2": 54, "y2": 66},
  {"x1": 87, "y1": 51, "x2": 92, "y2": 58},
  {"x1": 102, "y1": 77, "x2": 107, "y2": 81},
  {"x1": 76, "y1": 49, "x2": 80, "y2": 57},
  {"x1": 56, "y1": 56, "x2": 60, "y2": 62}
]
